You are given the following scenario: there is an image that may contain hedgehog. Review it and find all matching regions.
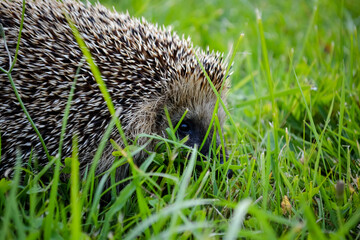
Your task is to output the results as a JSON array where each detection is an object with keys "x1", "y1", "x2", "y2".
[{"x1": 0, "y1": 0, "x2": 229, "y2": 181}]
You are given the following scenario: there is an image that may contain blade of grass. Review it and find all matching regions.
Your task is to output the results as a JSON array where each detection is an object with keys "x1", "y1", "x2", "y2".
[
  {"x1": 124, "y1": 199, "x2": 217, "y2": 240},
  {"x1": 84, "y1": 172, "x2": 109, "y2": 230},
  {"x1": 99, "y1": 181, "x2": 137, "y2": 239},
  {"x1": 248, "y1": 206, "x2": 278, "y2": 240},
  {"x1": 70, "y1": 136, "x2": 82, "y2": 239},
  {"x1": 303, "y1": 205, "x2": 326, "y2": 240},
  {"x1": 338, "y1": 63, "x2": 346, "y2": 180},
  {"x1": 132, "y1": 161, "x2": 151, "y2": 238},
  {"x1": 243, "y1": 158, "x2": 255, "y2": 198},
  {"x1": 0, "y1": 153, "x2": 26, "y2": 240},
  {"x1": 224, "y1": 198, "x2": 252, "y2": 240},
  {"x1": 168, "y1": 147, "x2": 198, "y2": 239}
]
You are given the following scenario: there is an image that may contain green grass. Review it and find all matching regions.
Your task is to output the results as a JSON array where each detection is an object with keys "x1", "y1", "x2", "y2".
[{"x1": 1, "y1": 0, "x2": 360, "y2": 239}]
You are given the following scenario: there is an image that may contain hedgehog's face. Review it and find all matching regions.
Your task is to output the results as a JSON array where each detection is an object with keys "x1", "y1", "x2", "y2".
[
  {"x1": 159, "y1": 86, "x2": 228, "y2": 161},
  {"x1": 174, "y1": 116, "x2": 224, "y2": 161},
  {"x1": 153, "y1": 75, "x2": 229, "y2": 163}
]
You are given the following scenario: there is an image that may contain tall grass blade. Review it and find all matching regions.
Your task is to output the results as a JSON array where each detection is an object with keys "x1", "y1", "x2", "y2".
[{"x1": 224, "y1": 198, "x2": 251, "y2": 240}]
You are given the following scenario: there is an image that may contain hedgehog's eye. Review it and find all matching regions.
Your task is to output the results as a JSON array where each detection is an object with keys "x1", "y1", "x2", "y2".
[{"x1": 178, "y1": 122, "x2": 191, "y2": 133}]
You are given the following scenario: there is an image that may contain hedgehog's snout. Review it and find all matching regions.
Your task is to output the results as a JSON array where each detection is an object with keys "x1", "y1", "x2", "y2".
[
  {"x1": 175, "y1": 118, "x2": 224, "y2": 157},
  {"x1": 175, "y1": 118, "x2": 232, "y2": 177}
]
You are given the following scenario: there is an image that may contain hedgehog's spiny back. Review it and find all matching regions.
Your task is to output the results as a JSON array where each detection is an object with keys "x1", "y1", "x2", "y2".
[{"x1": 0, "y1": 0, "x2": 228, "y2": 178}]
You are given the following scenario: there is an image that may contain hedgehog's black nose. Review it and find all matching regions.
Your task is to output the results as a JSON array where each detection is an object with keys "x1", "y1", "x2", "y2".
[{"x1": 176, "y1": 121, "x2": 232, "y2": 178}]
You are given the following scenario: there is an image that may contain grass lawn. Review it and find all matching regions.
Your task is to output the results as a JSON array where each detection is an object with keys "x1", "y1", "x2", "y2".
[{"x1": 1, "y1": 0, "x2": 359, "y2": 239}]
